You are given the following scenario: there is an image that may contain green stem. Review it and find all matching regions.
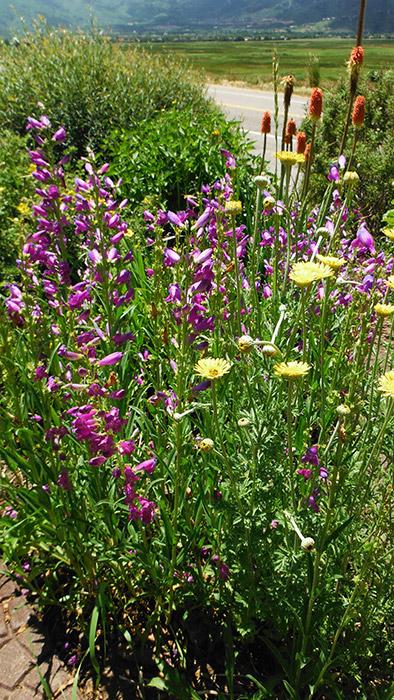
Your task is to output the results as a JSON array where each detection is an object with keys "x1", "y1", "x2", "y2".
[
  {"x1": 302, "y1": 120, "x2": 317, "y2": 199},
  {"x1": 232, "y1": 214, "x2": 243, "y2": 336},
  {"x1": 286, "y1": 381, "x2": 296, "y2": 510}
]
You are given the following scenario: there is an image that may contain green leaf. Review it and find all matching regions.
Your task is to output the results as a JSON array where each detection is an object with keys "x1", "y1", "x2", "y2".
[
  {"x1": 89, "y1": 604, "x2": 100, "y2": 680},
  {"x1": 324, "y1": 515, "x2": 355, "y2": 548}
]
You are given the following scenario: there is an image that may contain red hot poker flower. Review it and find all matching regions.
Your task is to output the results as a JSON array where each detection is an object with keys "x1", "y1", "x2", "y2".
[
  {"x1": 261, "y1": 111, "x2": 271, "y2": 134},
  {"x1": 352, "y1": 95, "x2": 366, "y2": 127},
  {"x1": 286, "y1": 119, "x2": 297, "y2": 138},
  {"x1": 296, "y1": 131, "x2": 307, "y2": 154},
  {"x1": 309, "y1": 88, "x2": 323, "y2": 121},
  {"x1": 349, "y1": 45, "x2": 364, "y2": 66}
]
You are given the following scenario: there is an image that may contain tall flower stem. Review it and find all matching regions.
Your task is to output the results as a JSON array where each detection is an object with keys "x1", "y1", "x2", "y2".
[
  {"x1": 364, "y1": 318, "x2": 384, "y2": 427},
  {"x1": 295, "y1": 439, "x2": 343, "y2": 690},
  {"x1": 232, "y1": 214, "x2": 243, "y2": 336},
  {"x1": 326, "y1": 196, "x2": 349, "y2": 254},
  {"x1": 272, "y1": 213, "x2": 281, "y2": 308},
  {"x1": 319, "y1": 278, "x2": 332, "y2": 439},
  {"x1": 286, "y1": 380, "x2": 296, "y2": 510},
  {"x1": 272, "y1": 52, "x2": 279, "y2": 185},
  {"x1": 339, "y1": 0, "x2": 367, "y2": 154},
  {"x1": 250, "y1": 190, "x2": 262, "y2": 334},
  {"x1": 260, "y1": 133, "x2": 267, "y2": 172},
  {"x1": 211, "y1": 381, "x2": 236, "y2": 493},
  {"x1": 302, "y1": 121, "x2": 317, "y2": 199},
  {"x1": 301, "y1": 288, "x2": 307, "y2": 361}
]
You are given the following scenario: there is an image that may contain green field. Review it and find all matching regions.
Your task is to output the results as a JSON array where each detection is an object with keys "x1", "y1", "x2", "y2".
[{"x1": 145, "y1": 38, "x2": 394, "y2": 88}]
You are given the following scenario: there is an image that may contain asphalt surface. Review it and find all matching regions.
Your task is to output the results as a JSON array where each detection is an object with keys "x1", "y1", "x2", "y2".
[{"x1": 207, "y1": 83, "x2": 308, "y2": 166}]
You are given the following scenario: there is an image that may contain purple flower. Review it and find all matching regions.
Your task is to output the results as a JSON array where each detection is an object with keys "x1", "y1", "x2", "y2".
[
  {"x1": 134, "y1": 457, "x2": 156, "y2": 474},
  {"x1": 57, "y1": 470, "x2": 72, "y2": 491},
  {"x1": 67, "y1": 654, "x2": 78, "y2": 668},
  {"x1": 219, "y1": 563, "x2": 230, "y2": 581},
  {"x1": 89, "y1": 456, "x2": 107, "y2": 467},
  {"x1": 98, "y1": 352, "x2": 123, "y2": 367},
  {"x1": 118, "y1": 440, "x2": 135, "y2": 455},
  {"x1": 52, "y1": 127, "x2": 66, "y2": 142},
  {"x1": 328, "y1": 164, "x2": 340, "y2": 182},
  {"x1": 164, "y1": 248, "x2": 180, "y2": 267},
  {"x1": 301, "y1": 445, "x2": 319, "y2": 466},
  {"x1": 167, "y1": 211, "x2": 183, "y2": 227},
  {"x1": 297, "y1": 468, "x2": 313, "y2": 480}
]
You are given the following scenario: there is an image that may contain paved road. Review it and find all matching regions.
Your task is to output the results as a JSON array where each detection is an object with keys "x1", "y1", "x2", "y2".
[{"x1": 207, "y1": 83, "x2": 308, "y2": 166}]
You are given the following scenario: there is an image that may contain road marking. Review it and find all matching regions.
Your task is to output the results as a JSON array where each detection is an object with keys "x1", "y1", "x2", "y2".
[
  {"x1": 219, "y1": 101, "x2": 265, "y2": 113},
  {"x1": 208, "y1": 86, "x2": 307, "y2": 106},
  {"x1": 219, "y1": 101, "x2": 305, "y2": 117}
]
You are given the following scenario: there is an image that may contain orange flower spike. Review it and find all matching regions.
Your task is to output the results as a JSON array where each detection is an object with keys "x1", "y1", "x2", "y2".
[
  {"x1": 296, "y1": 131, "x2": 307, "y2": 154},
  {"x1": 309, "y1": 88, "x2": 323, "y2": 121},
  {"x1": 304, "y1": 143, "x2": 312, "y2": 161},
  {"x1": 261, "y1": 111, "x2": 271, "y2": 134},
  {"x1": 348, "y1": 46, "x2": 364, "y2": 92},
  {"x1": 349, "y1": 45, "x2": 364, "y2": 67},
  {"x1": 352, "y1": 95, "x2": 366, "y2": 127},
  {"x1": 286, "y1": 118, "x2": 297, "y2": 138}
]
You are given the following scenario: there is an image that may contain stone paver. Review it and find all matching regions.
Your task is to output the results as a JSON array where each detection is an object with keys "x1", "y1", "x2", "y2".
[{"x1": 0, "y1": 568, "x2": 82, "y2": 699}]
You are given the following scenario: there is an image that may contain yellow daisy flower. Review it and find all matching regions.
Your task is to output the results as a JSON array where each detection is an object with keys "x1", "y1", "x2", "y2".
[
  {"x1": 316, "y1": 254, "x2": 346, "y2": 270},
  {"x1": 273, "y1": 361, "x2": 311, "y2": 379},
  {"x1": 385, "y1": 275, "x2": 394, "y2": 291},
  {"x1": 289, "y1": 261, "x2": 334, "y2": 288},
  {"x1": 374, "y1": 303, "x2": 394, "y2": 317},
  {"x1": 194, "y1": 357, "x2": 232, "y2": 380},
  {"x1": 275, "y1": 151, "x2": 305, "y2": 167},
  {"x1": 377, "y1": 370, "x2": 394, "y2": 398},
  {"x1": 382, "y1": 227, "x2": 394, "y2": 241}
]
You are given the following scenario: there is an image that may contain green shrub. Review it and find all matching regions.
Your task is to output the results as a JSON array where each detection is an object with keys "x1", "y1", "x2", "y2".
[
  {"x1": 307, "y1": 70, "x2": 394, "y2": 230},
  {"x1": 0, "y1": 24, "x2": 208, "y2": 156},
  {"x1": 102, "y1": 107, "x2": 255, "y2": 212},
  {"x1": 0, "y1": 131, "x2": 34, "y2": 281}
]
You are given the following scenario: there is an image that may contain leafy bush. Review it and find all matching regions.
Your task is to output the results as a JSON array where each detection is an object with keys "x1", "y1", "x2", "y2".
[
  {"x1": 0, "y1": 115, "x2": 393, "y2": 698},
  {"x1": 307, "y1": 70, "x2": 394, "y2": 230},
  {"x1": 102, "y1": 107, "x2": 255, "y2": 212},
  {"x1": 0, "y1": 25, "x2": 208, "y2": 156},
  {"x1": 0, "y1": 131, "x2": 34, "y2": 280}
]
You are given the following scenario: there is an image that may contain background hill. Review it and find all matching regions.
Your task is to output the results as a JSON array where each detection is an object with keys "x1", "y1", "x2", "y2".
[{"x1": 0, "y1": 0, "x2": 392, "y2": 35}]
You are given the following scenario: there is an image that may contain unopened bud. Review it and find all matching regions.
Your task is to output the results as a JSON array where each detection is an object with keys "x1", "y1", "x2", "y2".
[
  {"x1": 225, "y1": 200, "x2": 242, "y2": 216},
  {"x1": 343, "y1": 171, "x2": 360, "y2": 188},
  {"x1": 237, "y1": 335, "x2": 255, "y2": 353},
  {"x1": 301, "y1": 537, "x2": 316, "y2": 552},
  {"x1": 254, "y1": 175, "x2": 270, "y2": 189},
  {"x1": 263, "y1": 196, "x2": 276, "y2": 212},
  {"x1": 198, "y1": 438, "x2": 214, "y2": 452}
]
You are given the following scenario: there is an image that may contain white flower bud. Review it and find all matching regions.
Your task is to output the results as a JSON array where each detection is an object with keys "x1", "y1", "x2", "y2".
[
  {"x1": 237, "y1": 335, "x2": 255, "y2": 353},
  {"x1": 301, "y1": 537, "x2": 316, "y2": 552}
]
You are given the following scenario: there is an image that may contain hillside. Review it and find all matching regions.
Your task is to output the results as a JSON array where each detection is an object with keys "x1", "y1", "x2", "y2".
[{"x1": 0, "y1": 0, "x2": 392, "y2": 35}]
